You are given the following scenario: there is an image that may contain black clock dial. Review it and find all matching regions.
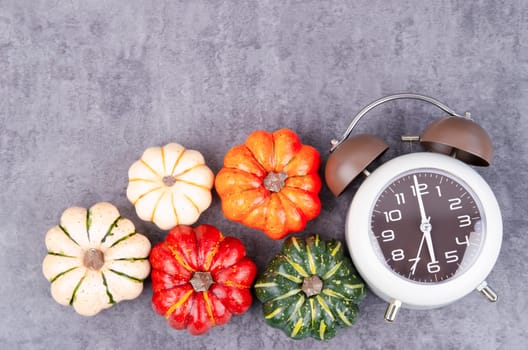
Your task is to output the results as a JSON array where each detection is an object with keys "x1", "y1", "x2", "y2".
[{"x1": 371, "y1": 170, "x2": 483, "y2": 283}]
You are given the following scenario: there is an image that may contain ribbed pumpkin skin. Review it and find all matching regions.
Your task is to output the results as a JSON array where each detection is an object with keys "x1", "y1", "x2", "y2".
[
  {"x1": 127, "y1": 143, "x2": 214, "y2": 230},
  {"x1": 150, "y1": 224, "x2": 257, "y2": 335},
  {"x1": 254, "y1": 235, "x2": 366, "y2": 340},
  {"x1": 42, "y1": 202, "x2": 151, "y2": 316},
  {"x1": 215, "y1": 129, "x2": 322, "y2": 240}
]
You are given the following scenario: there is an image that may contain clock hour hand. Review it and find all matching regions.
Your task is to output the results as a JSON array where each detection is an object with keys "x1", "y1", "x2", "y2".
[
  {"x1": 413, "y1": 175, "x2": 437, "y2": 263},
  {"x1": 409, "y1": 216, "x2": 430, "y2": 275},
  {"x1": 421, "y1": 217, "x2": 436, "y2": 263}
]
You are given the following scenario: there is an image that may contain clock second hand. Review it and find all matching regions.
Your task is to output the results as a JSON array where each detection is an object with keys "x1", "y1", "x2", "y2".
[{"x1": 413, "y1": 175, "x2": 437, "y2": 264}]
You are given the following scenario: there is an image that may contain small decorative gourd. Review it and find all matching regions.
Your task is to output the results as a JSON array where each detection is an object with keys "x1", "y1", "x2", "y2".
[
  {"x1": 150, "y1": 224, "x2": 257, "y2": 335},
  {"x1": 254, "y1": 234, "x2": 366, "y2": 340},
  {"x1": 127, "y1": 143, "x2": 214, "y2": 230},
  {"x1": 42, "y1": 202, "x2": 151, "y2": 316},
  {"x1": 215, "y1": 129, "x2": 322, "y2": 240}
]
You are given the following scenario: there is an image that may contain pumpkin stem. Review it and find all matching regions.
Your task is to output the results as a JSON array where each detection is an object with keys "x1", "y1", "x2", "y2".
[
  {"x1": 302, "y1": 275, "x2": 323, "y2": 297},
  {"x1": 263, "y1": 172, "x2": 288, "y2": 192},
  {"x1": 83, "y1": 248, "x2": 105, "y2": 271},
  {"x1": 190, "y1": 271, "x2": 214, "y2": 292},
  {"x1": 162, "y1": 175, "x2": 177, "y2": 187}
]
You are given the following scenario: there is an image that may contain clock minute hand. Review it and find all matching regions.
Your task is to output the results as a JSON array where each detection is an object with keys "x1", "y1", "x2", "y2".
[{"x1": 413, "y1": 175, "x2": 437, "y2": 263}]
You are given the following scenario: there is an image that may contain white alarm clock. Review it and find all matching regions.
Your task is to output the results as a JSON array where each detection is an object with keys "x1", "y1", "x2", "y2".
[{"x1": 325, "y1": 94, "x2": 502, "y2": 321}]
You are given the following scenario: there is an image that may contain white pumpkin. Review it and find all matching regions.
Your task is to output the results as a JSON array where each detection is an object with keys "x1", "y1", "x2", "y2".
[
  {"x1": 126, "y1": 143, "x2": 214, "y2": 230},
  {"x1": 42, "y1": 202, "x2": 151, "y2": 316}
]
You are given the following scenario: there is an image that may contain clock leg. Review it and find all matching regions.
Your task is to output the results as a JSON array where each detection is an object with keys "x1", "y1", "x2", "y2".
[
  {"x1": 384, "y1": 300, "x2": 402, "y2": 322},
  {"x1": 477, "y1": 281, "x2": 498, "y2": 302}
]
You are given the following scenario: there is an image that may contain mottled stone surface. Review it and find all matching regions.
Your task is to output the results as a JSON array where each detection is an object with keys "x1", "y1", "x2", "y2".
[{"x1": 1, "y1": 0, "x2": 527, "y2": 349}]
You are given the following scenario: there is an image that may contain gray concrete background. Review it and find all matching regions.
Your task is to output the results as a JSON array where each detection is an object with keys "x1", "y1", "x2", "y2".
[{"x1": 1, "y1": 0, "x2": 527, "y2": 349}]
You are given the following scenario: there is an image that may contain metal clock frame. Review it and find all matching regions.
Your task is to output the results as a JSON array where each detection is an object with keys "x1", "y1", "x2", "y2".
[{"x1": 346, "y1": 152, "x2": 502, "y2": 321}]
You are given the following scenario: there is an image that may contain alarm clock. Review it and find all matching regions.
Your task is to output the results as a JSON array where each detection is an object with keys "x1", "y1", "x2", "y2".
[{"x1": 325, "y1": 93, "x2": 502, "y2": 322}]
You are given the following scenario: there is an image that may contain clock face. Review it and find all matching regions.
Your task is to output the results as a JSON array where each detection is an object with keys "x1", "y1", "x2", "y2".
[{"x1": 370, "y1": 169, "x2": 485, "y2": 283}]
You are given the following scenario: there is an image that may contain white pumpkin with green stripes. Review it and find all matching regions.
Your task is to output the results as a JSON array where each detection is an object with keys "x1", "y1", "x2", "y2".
[
  {"x1": 42, "y1": 202, "x2": 151, "y2": 316},
  {"x1": 126, "y1": 143, "x2": 214, "y2": 230},
  {"x1": 254, "y1": 234, "x2": 366, "y2": 340}
]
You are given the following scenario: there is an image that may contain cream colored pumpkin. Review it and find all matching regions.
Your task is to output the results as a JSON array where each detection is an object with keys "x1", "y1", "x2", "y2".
[
  {"x1": 126, "y1": 143, "x2": 214, "y2": 230},
  {"x1": 42, "y1": 202, "x2": 151, "y2": 316}
]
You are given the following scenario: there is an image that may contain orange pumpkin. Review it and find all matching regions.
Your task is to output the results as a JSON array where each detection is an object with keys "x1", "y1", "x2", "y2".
[{"x1": 215, "y1": 129, "x2": 322, "y2": 240}]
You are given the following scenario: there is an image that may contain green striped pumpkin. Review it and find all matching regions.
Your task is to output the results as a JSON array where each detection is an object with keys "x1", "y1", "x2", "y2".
[
  {"x1": 254, "y1": 234, "x2": 366, "y2": 340},
  {"x1": 42, "y1": 202, "x2": 151, "y2": 316}
]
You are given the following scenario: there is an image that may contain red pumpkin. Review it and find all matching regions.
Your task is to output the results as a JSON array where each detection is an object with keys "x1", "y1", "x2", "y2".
[
  {"x1": 215, "y1": 128, "x2": 322, "y2": 240},
  {"x1": 150, "y1": 224, "x2": 257, "y2": 335}
]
